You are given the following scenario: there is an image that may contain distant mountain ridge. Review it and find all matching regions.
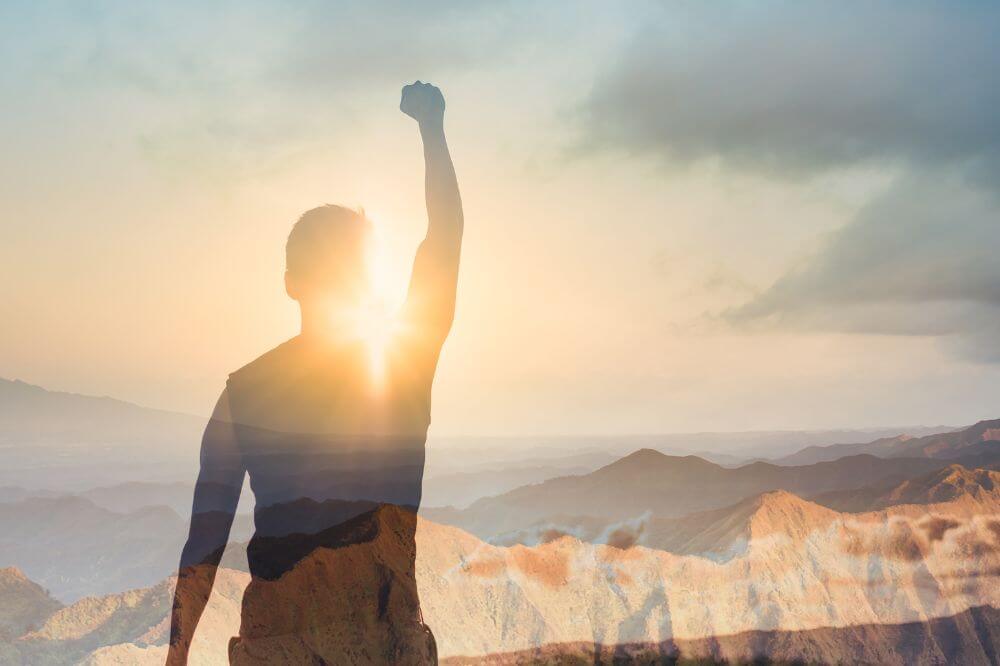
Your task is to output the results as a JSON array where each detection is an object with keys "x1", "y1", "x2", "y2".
[
  {"x1": 0, "y1": 496, "x2": 187, "y2": 602},
  {"x1": 0, "y1": 376, "x2": 967, "y2": 493},
  {"x1": 0, "y1": 378, "x2": 206, "y2": 490},
  {"x1": 426, "y1": 419, "x2": 1000, "y2": 543},
  {"x1": 776, "y1": 418, "x2": 999, "y2": 465},
  {"x1": 490, "y1": 462, "x2": 1000, "y2": 556},
  {"x1": 813, "y1": 464, "x2": 1000, "y2": 513},
  {"x1": 427, "y1": 448, "x2": 950, "y2": 540},
  {"x1": 0, "y1": 377, "x2": 204, "y2": 446}
]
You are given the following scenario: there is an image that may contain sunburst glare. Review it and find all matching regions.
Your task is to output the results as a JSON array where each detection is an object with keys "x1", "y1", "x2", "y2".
[{"x1": 352, "y1": 218, "x2": 405, "y2": 391}]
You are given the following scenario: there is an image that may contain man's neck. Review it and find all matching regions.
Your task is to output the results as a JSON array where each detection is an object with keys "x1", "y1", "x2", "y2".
[{"x1": 299, "y1": 304, "x2": 365, "y2": 344}]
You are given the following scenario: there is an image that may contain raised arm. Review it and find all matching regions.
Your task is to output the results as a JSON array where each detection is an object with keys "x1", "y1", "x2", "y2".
[
  {"x1": 166, "y1": 390, "x2": 244, "y2": 666},
  {"x1": 400, "y1": 81, "x2": 464, "y2": 344}
]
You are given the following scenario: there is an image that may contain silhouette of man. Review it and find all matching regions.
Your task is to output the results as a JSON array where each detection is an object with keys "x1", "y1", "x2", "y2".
[{"x1": 167, "y1": 82, "x2": 461, "y2": 665}]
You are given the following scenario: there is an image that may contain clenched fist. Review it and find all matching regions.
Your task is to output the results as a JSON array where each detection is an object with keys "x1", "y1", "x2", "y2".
[{"x1": 400, "y1": 81, "x2": 445, "y2": 129}]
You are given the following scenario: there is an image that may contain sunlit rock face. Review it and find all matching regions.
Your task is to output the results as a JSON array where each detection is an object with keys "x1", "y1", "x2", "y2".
[
  {"x1": 418, "y1": 481, "x2": 1000, "y2": 661},
  {"x1": 4, "y1": 467, "x2": 998, "y2": 664},
  {"x1": 0, "y1": 567, "x2": 62, "y2": 640}
]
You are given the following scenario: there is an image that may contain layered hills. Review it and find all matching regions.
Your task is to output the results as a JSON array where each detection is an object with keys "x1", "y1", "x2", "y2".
[
  {"x1": 427, "y1": 448, "x2": 950, "y2": 540},
  {"x1": 425, "y1": 420, "x2": 999, "y2": 544},
  {"x1": 1, "y1": 380, "x2": 997, "y2": 663},
  {"x1": 0, "y1": 567, "x2": 61, "y2": 640},
  {"x1": 776, "y1": 418, "x2": 1000, "y2": 466},
  {"x1": 1, "y1": 472, "x2": 997, "y2": 663},
  {"x1": 0, "y1": 378, "x2": 203, "y2": 449},
  {"x1": 814, "y1": 465, "x2": 1000, "y2": 513},
  {"x1": 0, "y1": 496, "x2": 190, "y2": 602},
  {"x1": 0, "y1": 378, "x2": 205, "y2": 491}
]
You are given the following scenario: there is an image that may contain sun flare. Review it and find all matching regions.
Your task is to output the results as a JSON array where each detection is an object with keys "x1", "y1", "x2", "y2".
[
  {"x1": 355, "y1": 219, "x2": 407, "y2": 391},
  {"x1": 351, "y1": 300, "x2": 398, "y2": 390}
]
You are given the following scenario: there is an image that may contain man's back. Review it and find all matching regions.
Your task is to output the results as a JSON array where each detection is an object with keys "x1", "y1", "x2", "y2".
[
  {"x1": 224, "y1": 334, "x2": 440, "y2": 664},
  {"x1": 226, "y1": 333, "x2": 438, "y2": 564}
]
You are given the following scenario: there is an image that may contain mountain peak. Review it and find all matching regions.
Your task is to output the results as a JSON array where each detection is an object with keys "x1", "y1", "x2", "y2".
[
  {"x1": 748, "y1": 489, "x2": 827, "y2": 515},
  {"x1": 742, "y1": 490, "x2": 835, "y2": 541},
  {"x1": 894, "y1": 420, "x2": 1000, "y2": 458},
  {"x1": 647, "y1": 490, "x2": 836, "y2": 561},
  {"x1": 882, "y1": 464, "x2": 999, "y2": 507},
  {"x1": 754, "y1": 489, "x2": 803, "y2": 504},
  {"x1": 0, "y1": 566, "x2": 62, "y2": 639},
  {"x1": 969, "y1": 419, "x2": 1000, "y2": 442},
  {"x1": 608, "y1": 448, "x2": 716, "y2": 471},
  {"x1": 620, "y1": 448, "x2": 669, "y2": 464},
  {"x1": 0, "y1": 566, "x2": 28, "y2": 581}
]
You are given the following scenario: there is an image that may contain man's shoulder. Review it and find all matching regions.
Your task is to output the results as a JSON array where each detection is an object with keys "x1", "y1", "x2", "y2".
[{"x1": 227, "y1": 337, "x2": 303, "y2": 388}]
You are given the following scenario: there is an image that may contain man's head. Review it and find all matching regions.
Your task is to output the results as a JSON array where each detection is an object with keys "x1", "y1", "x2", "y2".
[{"x1": 285, "y1": 205, "x2": 371, "y2": 307}]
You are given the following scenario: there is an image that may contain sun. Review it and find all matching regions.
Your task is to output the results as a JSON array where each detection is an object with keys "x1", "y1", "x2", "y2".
[
  {"x1": 351, "y1": 217, "x2": 408, "y2": 391},
  {"x1": 351, "y1": 300, "x2": 397, "y2": 386}
]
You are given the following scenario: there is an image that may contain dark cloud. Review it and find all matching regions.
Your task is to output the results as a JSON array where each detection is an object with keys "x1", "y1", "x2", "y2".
[
  {"x1": 600, "y1": 514, "x2": 648, "y2": 550},
  {"x1": 723, "y1": 174, "x2": 1000, "y2": 362},
  {"x1": 919, "y1": 516, "x2": 962, "y2": 543},
  {"x1": 605, "y1": 525, "x2": 642, "y2": 550},
  {"x1": 583, "y1": 1, "x2": 1000, "y2": 178},
  {"x1": 580, "y1": 2, "x2": 1000, "y2": 362},
  {"x1": 0, "y1": 0, "x2": 526, "y2": 176},
  {"x1": 8, "y1": 0, "x2": 515, "y2": 94},
  {"x1": 539, "y1": 527, "x2": 572, "y2": 544},
  {"x1": 268, "y1": 1, "x2": 519, "y2": 92}
]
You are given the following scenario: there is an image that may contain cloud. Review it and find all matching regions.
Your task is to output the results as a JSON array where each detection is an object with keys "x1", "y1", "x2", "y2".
[
  {"x1": 599, "y1": 513, "x2": 650, "y2": 550},
  {"x1": 582, "y1": 1, "x2": 1000, "y2": 179},
  {"x1": 8, "y1": 1, "x2": 513, "y2": 94},
  {"x1": 724, "y1": 173, "x2": 1000, "y2": 362},
  {"x1": 267, "y1": 1, "x2": 519, "y2": 93},
  {"x1": 581, "y1": 2, "x2": 1000, "y2": 362},
  {"x1": 1, "y1": 0, "x2": 523, "y2": 176}
]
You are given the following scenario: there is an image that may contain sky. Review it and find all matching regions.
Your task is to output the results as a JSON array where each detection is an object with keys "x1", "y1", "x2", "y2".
[{"x1": 1, "y1": 0, "x2": 998, "y2": 436}]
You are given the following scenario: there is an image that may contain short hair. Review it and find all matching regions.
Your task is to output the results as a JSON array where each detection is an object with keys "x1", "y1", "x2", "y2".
[{"x1": 285, "y1": 205, "x2": 370, "y2": 278}]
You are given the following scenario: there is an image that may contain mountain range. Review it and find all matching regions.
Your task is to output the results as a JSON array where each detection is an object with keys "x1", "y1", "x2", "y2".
[
  {"x1": 0, "y1": 378, "x2": 205, "y2": 491},
  {"x1": 0, "y1": 376, "x2": 962, "y2": 488},
  {"x1": 0, "y1": 495, "x2": 253, "y2": 603},
  {"x1": 0, "y1": 404, "x2": 993, "y2": 604},
  {"x1": 425, "y1": 422, "x2": 1000, "y2": 542},
  {"x1": 1, "y1": 378, "x2": 998, "y2": 663},
  {"x1": 0, "y1": 497, "x2": 187, "y2": 602},
  {"x1": 774, "y1": 419, "x2": 1000, "y2": 466},
  {"x1": 0, "y1": 378, "x2": 203, "y2": 448},
  {"x1": 1, "y1": 472, "x2": 998, "y2": 664}
]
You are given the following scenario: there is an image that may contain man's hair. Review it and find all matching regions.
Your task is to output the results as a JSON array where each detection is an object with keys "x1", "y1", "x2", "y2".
[{"x1": 285, "y1": 205, "x2": 370, "y2": 278}]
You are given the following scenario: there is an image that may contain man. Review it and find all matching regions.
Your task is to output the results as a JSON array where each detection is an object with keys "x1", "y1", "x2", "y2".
[{"x1": 167, "y1": 81, "x2": 461, "y2": 665}]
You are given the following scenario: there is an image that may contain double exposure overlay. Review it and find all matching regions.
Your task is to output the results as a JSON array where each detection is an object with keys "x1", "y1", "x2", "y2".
[{"x1": 1, "y1": 3, "x2": 999, "y2": 665}]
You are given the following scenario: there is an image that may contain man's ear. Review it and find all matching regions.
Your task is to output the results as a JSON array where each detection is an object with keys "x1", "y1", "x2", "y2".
[{"x1": 284, "y1": 271, "x2": 299, "y2": 301}]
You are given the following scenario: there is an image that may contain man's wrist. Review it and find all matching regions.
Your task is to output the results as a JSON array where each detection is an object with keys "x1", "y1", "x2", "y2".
[{"x1": 419, "y1": 119, "x2": 445, "y2": 137}]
